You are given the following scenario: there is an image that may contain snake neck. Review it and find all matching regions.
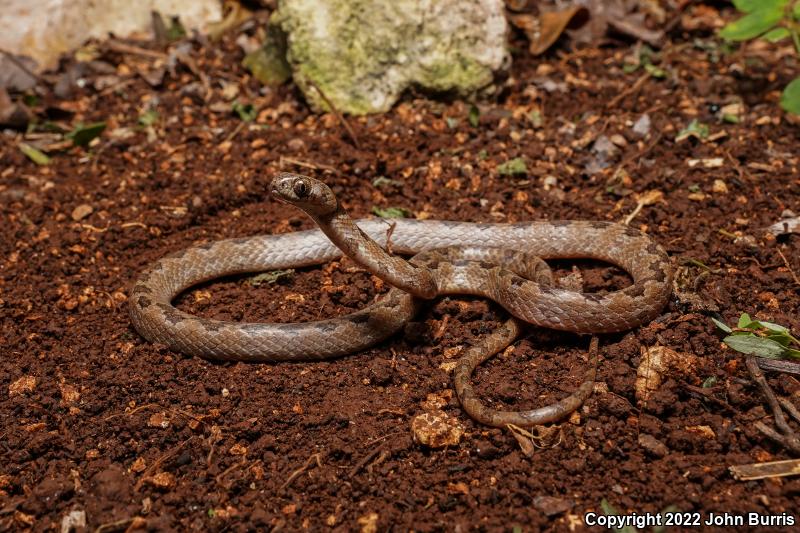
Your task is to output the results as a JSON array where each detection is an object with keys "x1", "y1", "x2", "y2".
[{"x1": 312, "y1": 207, "x2": 438, "y2": 299}]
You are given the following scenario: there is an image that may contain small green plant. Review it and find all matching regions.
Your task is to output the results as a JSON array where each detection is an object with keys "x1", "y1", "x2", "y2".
[
  {"x1": 712, "y1": 312, "x2": 800, "y2": 359},
  {"x1": 720, "y1": 0, "x2": 800, "y2": 114},
  {"x1": 371, "y1": 206, "x2": 411, "y2": 218}
]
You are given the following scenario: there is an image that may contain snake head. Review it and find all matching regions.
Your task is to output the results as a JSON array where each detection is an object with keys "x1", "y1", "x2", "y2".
[{"x1": 270, "y1": 173, "x2": 338, "y2": 217}]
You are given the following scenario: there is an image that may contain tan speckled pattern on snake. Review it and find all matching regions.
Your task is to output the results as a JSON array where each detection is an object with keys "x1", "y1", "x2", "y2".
[{"x1": 130, "y1": 173, "x2": 673, "y2": 427}]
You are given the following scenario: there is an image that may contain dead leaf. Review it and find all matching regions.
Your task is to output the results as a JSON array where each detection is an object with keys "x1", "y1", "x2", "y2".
[
  {"x1": 511, "y1": 7, "x2": 589, "y2": 56},
  {"x1": 0, "y1": 87, "x2": 32, "y2": 128}
]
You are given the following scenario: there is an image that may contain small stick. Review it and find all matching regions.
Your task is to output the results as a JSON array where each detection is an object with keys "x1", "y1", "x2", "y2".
[
  {"x1": 746, "y1": 356, "x2": 800, "y2": 454},
  {"x1": 606, "y1": 72, "x2": 649, "y2": 109},
  {"x1": 135, "y1": 436, "x2": 194, "y2": 490},
  {"x1": 307, "y1": 80, "x2": 361, "y2": 149},
  {"x1": 776, "y1": 248, "x2": 800, "y2": 287},
  {"x1": 280, "y1": 452, "x2": 323, "y2": 491},
  {"x1": 106, "y1": 39, "x2": 167, "y2": 59},
  {"x1": 757, "y1": 357, "x2": 800, "y2": 376},
  {"x1": 279, "y1": 156, "x2": 340, "y2": 174},
  {"x1": 348, "y1": 445, "x2": 385, "y2": 478}
]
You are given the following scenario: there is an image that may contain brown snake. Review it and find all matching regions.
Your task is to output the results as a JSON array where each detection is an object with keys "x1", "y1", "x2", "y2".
[{"x1": 129, "y1": 173, "x2": 673, "y2": 427}]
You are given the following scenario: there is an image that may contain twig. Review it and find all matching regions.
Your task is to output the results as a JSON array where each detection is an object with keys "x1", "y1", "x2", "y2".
[
  {"x1": 607, "y1": 72, "x2": 650, "y2": 109},
  {"x1": 348, "y1": 445, "x2": 386, "y2": 478},
  {"x1": 746, "y1": 356, "x2": 800, "y2": 454},
  {"x1": 757, "y1": 357, "x2": 800, "y2": 376},
  {"x1": 105, "y1": 40, "x2": 167, "y2": 59},
  {"x1": 776, "y1": 248, "x2": 800, "y2": 287},
  {"x1": 223, "y1": 121, "x2": 246, "y2": 144},
  {"x1": 613, "y1": 131, "x2": 663, "y2": 181},
  {"x1": 279, "y1": 156, "x2": 340, "y2": 175},
  {"x1": 134, "y1": 436, "x2": 194, "y2": 490},
  {"x1": 307, "y1": 80, "x2": 361, "y2": 149},
  {"x1": 280, "y1": 452, "x2": 323, "y2": 491}
]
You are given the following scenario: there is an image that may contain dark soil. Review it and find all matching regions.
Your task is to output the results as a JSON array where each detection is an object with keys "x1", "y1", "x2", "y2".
[{"x1": 2, "y1": 7, "x2": 800, "y2": 533}]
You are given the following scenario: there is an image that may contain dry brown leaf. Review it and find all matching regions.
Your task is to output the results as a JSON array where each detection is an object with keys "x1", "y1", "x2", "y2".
[{"x1": 522, "y1": 7, "x2": 590, "y2": 56}]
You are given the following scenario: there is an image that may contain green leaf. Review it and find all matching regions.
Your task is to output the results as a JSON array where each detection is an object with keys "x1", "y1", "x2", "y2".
[
  {"x1": 232, "y1": 101, "x2": 256, "y2": 122},
  {"x1": 19, "y1": 143, "x2": 51, "y2": 165},
  {"x1": 528, "y1": 109, "x2": 543, "y2": 128},
  {"x1": 702, "y1": 376, "x2": 718, "y2": 388},
  {"x1": 66, "y1": 122, "x2": 106, "y2": 147},
  {"x1": 737, "y1": 313, "x2": 753, "y2": 329},
  {"x1": 761, "y1": 27, "x2": 790, "y2": 42},
  {"x1": 733, "y1": 0, "x2": 787, "y2": 13},
  {"x1": 755, "y1": 320, "x2": 790, "y2": 334},
  {"x1": 644, "y1": 63, "x2": 668, "y2": 79},
  {"x1": 675, "y1": 119, "x2": 709, "y2": 141},
  {"x1": 468, "y1": 105, "x2": 480, "y2": 128},
  {"x1": 720, "y1": 7, "x2": 785, "y2": 41},
  {"x1": 723, "y1": 334, "x2": 788, "y2": 358},
  {"x1": 372, "y1": 206, "x2": 411, "y2": 218},
  {"x1": 722, "y1": 113, "x2": 740, "y2": 124},
  {"x1": 166, "y1": 16, "x2": 186, "y2": 41},
  {"x1": 794, "y1": 2, "x2": 800, "y2": 19},
  {"x1": 711, "y1": 317, "x2": 732, "y2": 333},
  {"x1": 248, "y1": 269, "x2": 294, "y2": 286},
  {"x1": 786, "y1": 348, "x2": 800, "y2": 358},
  {"x1": 138, "y1": 109, "x2": 159, "y2": 127},
  {"x1": 497, "y1": 157, "x2": 528, "y2": 176},
  {"x1": 780, "y1": 77, "x2": 800, "y2": 115}
]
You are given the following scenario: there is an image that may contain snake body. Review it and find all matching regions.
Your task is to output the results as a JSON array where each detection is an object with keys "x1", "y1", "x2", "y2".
[{"x1": 130, "y1": 173, "x2": 673, "y2": 426}]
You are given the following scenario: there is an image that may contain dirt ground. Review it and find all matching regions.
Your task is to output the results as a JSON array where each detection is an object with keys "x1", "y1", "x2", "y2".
[{"x1": 2, "y1": 6, "x2": 800, "y2": 533}]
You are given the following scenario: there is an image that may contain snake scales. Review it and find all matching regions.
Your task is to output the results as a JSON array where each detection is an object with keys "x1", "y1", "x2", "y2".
[{"x1": 130, "y1": 173, "x2": 673, "y2": 427}]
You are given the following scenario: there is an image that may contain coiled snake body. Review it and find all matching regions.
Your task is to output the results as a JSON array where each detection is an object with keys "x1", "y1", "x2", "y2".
[{"x1": 130, "y1": 173, "x2": 672, "y2": 427}]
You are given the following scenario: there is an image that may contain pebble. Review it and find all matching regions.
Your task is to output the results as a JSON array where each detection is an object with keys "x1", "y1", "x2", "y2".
[
  {"x1": 638, "y1": 433, "x2": 669, "y2": 457},
  {"x1": 632, "y1": 113, "x2": 651, "y2": 137},
  {"x1": 71, "y1": 204, "x2": 94, "y2": 221},
  {"x1": 410, "y1": 410, "x2": 463, "y2": 448}
]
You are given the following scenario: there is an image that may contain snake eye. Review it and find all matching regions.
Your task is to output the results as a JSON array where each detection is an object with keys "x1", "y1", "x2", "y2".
[{"x1": 293, "y1": 180, "x2": 308, "y2": 197}]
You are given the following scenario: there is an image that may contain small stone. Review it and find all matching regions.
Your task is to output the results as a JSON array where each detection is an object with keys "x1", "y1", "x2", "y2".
[
  {"x1": 148, "y1": 412, "x2": 170, "y2": 428},
  {"x1": 632, "y1": 113, "x2": 651, "y2": 137},
  {"x1": 712, "y1": 179, "x2": 728, "y2": 193},
  {"x1": 59, "y1": 384, "x2": 80, "y2": 405},
  {"x1": 144, "y1": 472, "x2": 175, "y2": 489},
  {"x1": 609, "y1": 134, "x2": 628, "y2": 147},
  {"x1": 638, "y1": 433, "x2": 669, "y2": 457},
  {"x1": 686, "y1": 425, "x2": 716, "y2": 439},
  {"x1": 533, "y1": 496, "x2": 574, "y2": 517},
  {"x1": 357, "y1": 512, "x2": 379, "y2": 533},
  {"x1": 411, "y1": 410, "x2": 464, "y2": 448},
  {"x1": 71, "y1": 204, "x2": 93, "y2": 221},
  {"x1": 687, "y1": 192, "x2": 706, "y2": 201},
  {"x1": 542, "y1": 175, "x2": 558, "y2": 191},
  {"x1": 286, "y1": 138, "x2": 305, "y2": 152},
  {"x1": 60, "y1": 509, "x2": 86, "y2": 533},
  {"x1": 9, "y1": 375, "x2": 36, "y2": 396},
  {"x1": 130, "y1": 457, "x2": 147, "y2": 473}
]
